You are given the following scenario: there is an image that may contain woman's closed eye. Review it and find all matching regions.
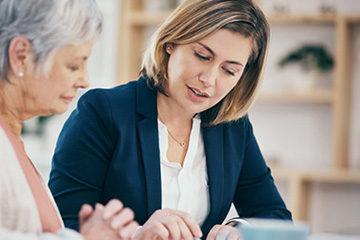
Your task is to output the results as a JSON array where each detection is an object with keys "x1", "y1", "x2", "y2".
[
  {"x1": 222, "y1": 67, "x2": 235, "y2": 76},
  {"x1": 68, "y1": 66, "x2": 80, "y2": 71},
  {"x1": 194, "y1": 51, "x2": 211, "y2": 61}
]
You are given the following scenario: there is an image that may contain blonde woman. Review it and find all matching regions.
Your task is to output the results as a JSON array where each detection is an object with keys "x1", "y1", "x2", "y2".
[
  {"x1": 0, "y1": 0, "x2": 138, "y2": 239},
  {"x1": 49, "y1": 0, "x2": 292, "y2": 239}
]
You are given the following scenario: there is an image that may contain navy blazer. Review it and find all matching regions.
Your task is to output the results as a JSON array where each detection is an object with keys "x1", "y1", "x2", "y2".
[{"x1": 49, "y1": 76, "x2": 291, "y2": 237}]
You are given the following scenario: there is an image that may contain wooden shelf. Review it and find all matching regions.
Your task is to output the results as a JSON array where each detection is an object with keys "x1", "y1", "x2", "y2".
[
  {"x1": 343, "y1": 15, "x2": 360, "y2": 24},
  {"x1": 272, "y1": 167, "x2": 360, "y2": 184},
  {"x1": 257, "y1": 89, "x2": 333, "y2": 103},
  {"x1": 125, "y1": 11, "x2": 360, "y2": 27},
  {"x1": 127, "y1": 10, "x2": 172, "y2": 26},
  {"x1": 267, "y1": 13, "x2": 336, "y2": 24},
  {"x1": 271, "y1": 167, "x2": 360, "y2": 220}
]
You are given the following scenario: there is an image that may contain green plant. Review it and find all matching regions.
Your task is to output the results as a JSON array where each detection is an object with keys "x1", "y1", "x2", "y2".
[{"x1": 278, "y1": 44, "x2": 334, "y2": 72}]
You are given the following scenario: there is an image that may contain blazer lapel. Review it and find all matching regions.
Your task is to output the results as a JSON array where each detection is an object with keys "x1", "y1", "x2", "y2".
[
  {"x1": 201, "y1": 124, "x2": 225, "y2": 234},
  {"x1": 136, "y1": 78, "x2": 162, "y2": 218}
]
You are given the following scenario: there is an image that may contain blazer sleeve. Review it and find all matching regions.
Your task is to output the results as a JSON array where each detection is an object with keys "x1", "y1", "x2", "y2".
[
  {"x1": 233, "y1": 117, "x2": 292, "y2": 220},
  {"x1": 48, "y1": 89, "x2": 116, "y2": 231}
]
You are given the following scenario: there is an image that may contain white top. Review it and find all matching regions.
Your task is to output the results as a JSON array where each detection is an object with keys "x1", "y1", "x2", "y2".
[
  {"x1": 158, "y1": 115, "x2": 210, "y2": 226},
  {"x1": 0, "y1": 120, "x2": 83, "y2": 240}
]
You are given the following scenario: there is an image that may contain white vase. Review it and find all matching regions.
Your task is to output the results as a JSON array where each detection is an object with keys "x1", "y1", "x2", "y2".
[{"x1": 289, "y1": 69, "x2": 319, "y2": 91}]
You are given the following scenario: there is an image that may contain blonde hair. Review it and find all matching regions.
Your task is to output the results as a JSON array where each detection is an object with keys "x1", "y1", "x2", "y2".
[{"x1": 141, "y1": 0, "x2": 269, "y2": 125}]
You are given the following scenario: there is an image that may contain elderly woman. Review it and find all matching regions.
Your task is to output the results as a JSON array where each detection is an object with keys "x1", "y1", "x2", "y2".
[
  {"x1": 0, "y1": 0, "x2": 138, "y2": 239},
  {"x1": 49, "y1": 0, "x2": 292, "y2": 239}
]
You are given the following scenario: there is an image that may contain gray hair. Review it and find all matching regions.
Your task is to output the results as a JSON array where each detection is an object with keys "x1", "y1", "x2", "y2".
[{"x1": 0, "y1": 0, "x2": 103, "y2": 82}]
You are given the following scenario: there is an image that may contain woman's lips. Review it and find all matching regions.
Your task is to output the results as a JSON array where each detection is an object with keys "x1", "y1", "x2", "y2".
[
  {"x1": 187, "y1": 86, "x2": 209, "y2": 102},
  {"x1": 61, "y1": 96, "x2": 75, "y2": 103}
]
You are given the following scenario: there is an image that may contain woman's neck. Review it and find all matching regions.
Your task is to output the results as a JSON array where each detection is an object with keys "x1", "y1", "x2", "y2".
[
  {"x1": 0, "y1": 82, "x2": 27, "y2": 139},
  {"x1": 157, "y1": 93, "x2": 193, "y2": 127},
  {"x1": 157, "y1": 93, "x2": 194, "y2": 166}
]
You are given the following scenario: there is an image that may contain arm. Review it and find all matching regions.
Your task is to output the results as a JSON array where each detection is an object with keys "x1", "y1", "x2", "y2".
[
  {"x1": 233, "y1": 117, "x2": 291, "y2": 220},
  {"x1": 206, "y1": 117, "x2": 291, "y2": 240},
  {"x1": 0, "y1": 200, "x2": 138, "y2": 240},
  {"x1": 48, "y1": 89, "x2": 116, "y2": 230}
]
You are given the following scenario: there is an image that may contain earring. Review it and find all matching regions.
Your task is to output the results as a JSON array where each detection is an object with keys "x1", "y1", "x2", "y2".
[
  {"x1": 18, "y1": 72, "x2": 24, "y2": 77},
  {"x1": 167, "y1": 46, "x2": 171, "y2": 50}
]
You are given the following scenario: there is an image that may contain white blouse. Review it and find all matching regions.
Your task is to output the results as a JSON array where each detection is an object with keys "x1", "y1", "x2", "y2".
[{"x1": 158, "y1": 115, "x2": 210, "y2": 226}]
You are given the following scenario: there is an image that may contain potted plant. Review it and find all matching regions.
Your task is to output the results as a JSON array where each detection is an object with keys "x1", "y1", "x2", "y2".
[{"x1": 278, "y1": 44, "x2": 334, "y2": 90}]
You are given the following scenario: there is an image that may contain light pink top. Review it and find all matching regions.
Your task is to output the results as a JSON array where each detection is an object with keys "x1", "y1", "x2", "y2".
[{"x1": 0, "y1": 117, "x2": 62, "y2": 233}]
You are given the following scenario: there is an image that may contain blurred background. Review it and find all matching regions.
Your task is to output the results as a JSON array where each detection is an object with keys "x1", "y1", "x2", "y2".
[{"x1": 23, "y1": 0, "x2": 360, "y2": 236}]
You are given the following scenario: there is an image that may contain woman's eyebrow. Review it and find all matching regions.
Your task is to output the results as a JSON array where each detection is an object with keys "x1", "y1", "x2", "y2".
[
  {"x1": 197, "y1": 42, "x2": 215, "y2": 55},
  {"x1": 197, "y1": 42, "x2": 244, "y2": 67},
  {"x1": 227, "y1": 60, "x2": 243, "y2": 67}
]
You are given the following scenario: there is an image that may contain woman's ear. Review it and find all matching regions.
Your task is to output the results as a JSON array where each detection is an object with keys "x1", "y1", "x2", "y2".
[
  {"x1": 8, "y1": 36, "x2": 33, "y2": 78},
  {"x1": 165, "y1": 43, "x2": 175, "y2": 54}
]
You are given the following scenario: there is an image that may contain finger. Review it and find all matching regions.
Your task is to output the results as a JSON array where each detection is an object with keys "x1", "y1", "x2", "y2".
[
  {"x1": 103, "y1": 199, "x2": 124, "y2": 220},
  {"x1": 176, "y1": 211, "x2": 202, "y2": 238},
  {"x1": 134, "y1": 223, "x2": 169, "y2": 240},
  {"x1": 92, "y1": 203, "x2": 105, "y2": 218},
  {"x1": 215, "y1": 230, "x2": 229, "y2": 240},
  {"x1": 110, "y1": 207, "x2": 135, "y2": 229},
  {"x1": 162, "y1": 216, "x2": 181, "y2": 240},
  {"x1": 79, "y1": 204, "x2": 93, "y2": 226},
  {"x1": 226, "y1": 229, "x2": 241, "y2": 240},
  {"x1": 176, "y1": 217, "x2": 194, "y2": 240},
  {"x1": 119, "y1": 221, "x2": 139, "y2": 239},
  {"x1": 206, "y1": 225, "x2": 221, "y2": 240},
  {"x1": 151, "y1": 223, "x2": 169, "y2": 240},
  {"x1": 95, "y1": 203, "x2": 105, "y2": 210}
]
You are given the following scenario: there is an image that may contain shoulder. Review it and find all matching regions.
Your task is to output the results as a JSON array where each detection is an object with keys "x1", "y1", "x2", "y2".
[
  {"x1": 205, "y1": 115, "x2": 255, "y2": 147},
  {"x1": 81, "y1": 80, "x2": 138, "y2": 105},
  {"x1": 75, "y1": 80, "x2": 140, "y2": 119},
  {"x1": 79, "y1": 77, "x2": 153, "y2": 111},
  {"x1": 68, "y1": 77, "x2": 156, "y2": 132},
  {"x1": 211, "y1": 115, "x2": 252, "y2": 134},
  {"x1": 226, "y1": 115, "x2": 255, "y2": 142}
]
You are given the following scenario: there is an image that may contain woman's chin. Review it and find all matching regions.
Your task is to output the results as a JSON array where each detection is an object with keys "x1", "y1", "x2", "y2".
[{"x1": 45, "y1": 105, "x2": 69, "y2": 116}]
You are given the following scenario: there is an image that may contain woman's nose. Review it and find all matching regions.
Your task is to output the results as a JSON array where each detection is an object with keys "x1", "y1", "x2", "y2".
[
  {"x1": 75, "y1": 70, "x2": 90, "y2": 89},
  {"x1": 199, "y1": 66, "x2": 217, "y2": 87}
]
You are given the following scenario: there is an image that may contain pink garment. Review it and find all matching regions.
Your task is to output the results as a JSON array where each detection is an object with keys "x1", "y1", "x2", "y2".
[{"x1": 0, "y1": 117, "x2": 62, "y2": 233}]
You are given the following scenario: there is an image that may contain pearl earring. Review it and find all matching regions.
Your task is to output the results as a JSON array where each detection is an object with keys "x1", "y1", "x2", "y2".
[
  {"x1": 167, "y1": 46, "x2": 171, "y2": 50},
  {"x1": 18, "y1": 72, "x2": 24, "y2": 77}
]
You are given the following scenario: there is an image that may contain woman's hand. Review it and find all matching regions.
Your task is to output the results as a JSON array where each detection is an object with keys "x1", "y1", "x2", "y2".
[
  {"x1": 79, "y1": 199, "x2": 139, "y2": 240},
  {"x1": 206, "y1": 224, "x2": 242, "y2": 240},
  {"x1": 133, "y1": 208, "x2": 202, "y2": 240}
]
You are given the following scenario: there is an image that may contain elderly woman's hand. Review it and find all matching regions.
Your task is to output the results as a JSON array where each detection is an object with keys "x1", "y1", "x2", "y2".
[
  {"x1": 79, "y1": 199, "x2": 139, "y2": 240},
  {"x1": 132, "y1": 208, "x2": 202, "y2": 240},
  {"x1": 206, "y1": 224, "x2": 242, "y2": 240}
]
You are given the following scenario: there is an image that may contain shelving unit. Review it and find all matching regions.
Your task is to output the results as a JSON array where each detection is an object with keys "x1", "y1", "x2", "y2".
[
  {"x1": 118, "y1": 0, "x2": 360, "y2": 224},
  {"x1": 257, "y1": 14, "x2": 360, "y2": 221},
  {"x1": 257, "y1": 89, "x2": 334, "y2": 103},
  {"x1": 271, "y1": 167, "x2": 360, "y2": 220}
]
